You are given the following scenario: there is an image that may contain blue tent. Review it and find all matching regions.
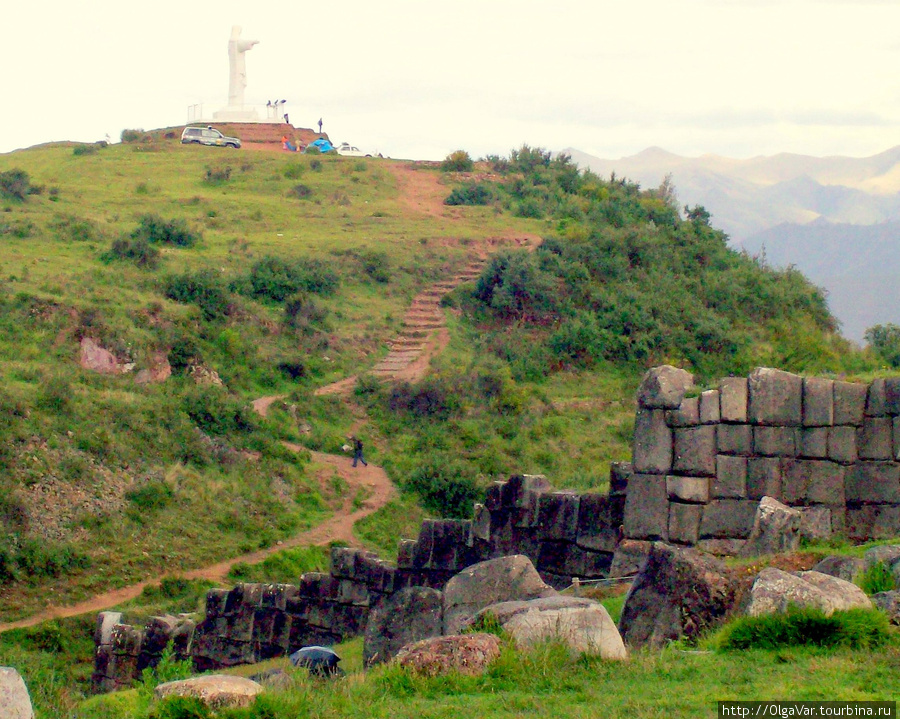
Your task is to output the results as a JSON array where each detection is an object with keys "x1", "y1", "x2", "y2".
[{"x1": 306, "y1": 138, "x2": 334, "y2": 153}]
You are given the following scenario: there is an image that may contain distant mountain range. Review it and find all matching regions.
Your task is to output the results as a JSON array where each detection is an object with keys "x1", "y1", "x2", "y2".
[{"x1": 564, "y1": 146, "x2": 900, "y2": 341}]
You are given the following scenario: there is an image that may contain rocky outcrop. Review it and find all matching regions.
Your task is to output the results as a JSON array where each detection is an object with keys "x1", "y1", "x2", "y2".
[
  {"x1": 441, "y1": 555, "x2": 556, "y2": 635},
  {"x1": 363, "y1": 587, "x2": 443, "y2": 667},
  {"x1": 479, "y1": 596, "x2": 626, "y2": 659},
  {"x1": 154, "y1": 675, "x2": 262, "y2": 710},
  {"x1": 394, "y1": 634, "x2": 501, "y2": 677},
  {"x1": 743, "y1": 568, "x2": 872, "y2": 616},
  {"x1": 0, "y1": 667, "x2": 34, "y2": 719},
  {"x1": 618, "y1": 542, "x2": 736, "y2": 649}
]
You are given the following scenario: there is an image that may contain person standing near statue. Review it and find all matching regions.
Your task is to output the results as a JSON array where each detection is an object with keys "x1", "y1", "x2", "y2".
[
  {"x1": 350, "y1": 436, "x2": 367, "y2": 468},
  {"x1": 318, "y1": 118, "x2": 323, "y2": 135}
]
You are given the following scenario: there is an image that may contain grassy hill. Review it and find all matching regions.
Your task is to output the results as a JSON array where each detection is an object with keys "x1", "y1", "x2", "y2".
[{"x1": 0, "y1": 135, "x2": 885, "y2": 717}]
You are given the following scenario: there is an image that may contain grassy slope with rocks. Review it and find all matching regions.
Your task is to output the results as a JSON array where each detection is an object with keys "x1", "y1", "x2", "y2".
[{"x1": 0, "y1": 138, "x2": 890, "y2": 717}]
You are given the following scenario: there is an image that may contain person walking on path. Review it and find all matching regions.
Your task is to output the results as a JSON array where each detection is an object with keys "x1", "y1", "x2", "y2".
[{"x1": 351, "y1": 436, "x2": 367, "y2": 468}]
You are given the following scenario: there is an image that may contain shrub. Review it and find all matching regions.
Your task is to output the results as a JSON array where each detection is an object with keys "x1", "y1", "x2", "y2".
[
  {"x1": 164, "y1": 269, "x2": 230, "y2": 320},
  {"x1": 120, "y1": 128, "x2": 144, "y2": 143},
  {"x1": 359, "y1": 249, "x2": 390, "y2": 283},
  {"x1": 204, "y1": 165, "x2": 232, "y2": 183},
  {"x1": 149, "y1": 696, "x2": 211, "y2": 719},
  {"x1": 719, "y1": 606, "x2": 894, "y2": 650},
  {"x1": 290, "y1": 183, "x2": 312, "y2": 199},
  {"x1": 389, "y1": 378, "x2": 460, "y2": 421},
  {"x1": 50, "y1": 214, "x2": 99, "y2": 242},
  {"x1": 856, "y1": 560, "x2": 897, "y2": 595},
  {"x1": 72, "y1": 143, "x2": 98, "y2": 156},
  {"x1": 284, "y1": 162, "x2": 305, "y2": 179},
  {"x1": 101, "y1": 236, "x2": 160, "y2": 269},
  {"x1": 0, "y1": 169, "x2": 32, "y2": 201},
  {"x1": 309, "y1": 158, "x2": 322, "y2": 171},
  {"x1": 441, "y1": 150, "x2": 474, "y2": 172},
  {"x1": 234, "y1": 256, "x2": 339, "y2": 302},
  {"x1": 865, "y1": 323, "x2": 900, "y2": 368},
  {"x1": 133, "y1": 213, "x2": 201, "y2": 248},
  {"x1": 284, "y1": 291, "x2": 327, "y2": 332},
  {"x1": 181, "y1": 385, "x2": 257, "y2": 436},
  {"x1": 445, "y1": 183, "x2": 492, "y2": 206},
  {"x1": 405, "y1": 457, "x2": 480, "y2": 518},
  {"x1": 0, "y1": 219, "x2": 35, "y2": 238},
  {"x1": 126, "y1": 480, "x2": 173, "y2": 512},
  {"x1": 168, "y1": 335, "x2": 203, "y2": 373}
]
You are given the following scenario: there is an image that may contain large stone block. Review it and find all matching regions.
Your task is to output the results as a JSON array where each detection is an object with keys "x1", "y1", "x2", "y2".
[
  {"x1": 847, "y1": 505, "x2": 900, "y2": 541},
  {"x1": 802, "y1": 377, "x2": 834, "y2": 427},
  {"x1": 699, "y1": 500, "x2": 758, "y2": 539},
  {"x1": 782, "y1": 459, "x2": 845, "y2": 505},
  {"x1": 866, "y1": 379, "x2": 888, "y2": 417},
  {"x1": 501, "y1": 474, "x2": 551, "y2": 509},
  {"x1": 797, "y1": 506, "x2": 835, "y2": 541},
  {"x1": 739, "y1": 497, "x2": 801, "y2": 557},
  {"x1": 799, "y1": 428, "x2": 828, "y2": 459},
  {"x1": 95, "y1": 611, "x2": 124, "y2": 646},
  {"x1": 618, "y1": 543, "x2": 735, "y2": 649},
  {"x1": 717, "y1": 423, "x2": 752, "y2": 456},
  {"x1": 668, "y1": 502, "x2": 703, "y2": 544},
  {"x1": 858, "y1": 418, "x2": 893, "y2": 460},
  {"x1": 753, "y1": 426, "x2": 798, "y2": 457},
  {"x1": 747, "y1": 457, "x2": 782, "y2": 501},
  {"x1": 748, "y1": 368, "x2": 803, "y2": 426},
  {"x1": 828, "y1": 426, "x2": 857, "y2": 464},
  {"x1": 700, "y1": 390, "x2": 721, "y2": 425},
  {"x1": 666, "y1": 397, "x2": 700, "y2": 427},
  {"x1": 833, "y1": 381, "x2": 867, "y2": 426},
  {"x1": 637, "y1": 365, "x2": 694, "y2": 409},
  {"x1": 609, "y1": 462, "x2": 632, "y2": 495},
  {"x1": 472, "y1": 504, "x2": 491, "y2": 542},
  {"x1": 713, "y1": 455, "x2": 747, "y2": 498},
  {"x1": 666, "y1": 475, "x2": 709, "y2": 504},
  {"x1": 429, "y1": 520, "x2": 473, "y2": 571},
  {"x1": 537, "y1": 492, "x2": 580, "y2": 542},
  {"x1": 845, "y1": 462, "x2": 900, "y2": 504},
  {"x1": 633, "y1": 408, "x2": 672, "y2": 475},
  {"x1": 673, "y1": 425, "x2": 717, "y2": 476},
  {"x1": 576, "y1": 493, "x2": 622, "y2": 553},
  {"x1": 885, "y1": 378, "x2": 900, "y2": 415},
  {"x1": 623, "y1": 474, "x2": 668, "y2": 541},
  {"x1": 720, "y1": 377, "x2": 748, "y2": 423},
  {"x1": 894, "y1": 418, "x2": 900, "y2": 461},
  {"x1": 363, "y1": 587, "x2": 443, "y2": 667},
  {"x1": 608, "y1": 539, "x2": 652, "y2": 577}
]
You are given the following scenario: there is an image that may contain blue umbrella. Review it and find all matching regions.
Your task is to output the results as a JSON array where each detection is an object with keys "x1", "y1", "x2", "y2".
[{"x1": 289, "y1": 645, "x2": 343, "y2": 676}]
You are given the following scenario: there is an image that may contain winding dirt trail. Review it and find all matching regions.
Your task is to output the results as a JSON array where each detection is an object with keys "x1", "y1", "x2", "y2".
[{"x1": 0, "y1": 451, "x2": 395, "y2": 634}]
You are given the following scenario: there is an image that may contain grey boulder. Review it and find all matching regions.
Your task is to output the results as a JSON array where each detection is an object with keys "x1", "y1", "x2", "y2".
[
  {"x1": 744, "y1": 568, "x2": 872, "y2": 616},
  {"x1": 0, "y1": 667, "x2": 34, "y2": 719},
  {"x1": 363, "y1": 586, "x2": 443, "y2": 667}
]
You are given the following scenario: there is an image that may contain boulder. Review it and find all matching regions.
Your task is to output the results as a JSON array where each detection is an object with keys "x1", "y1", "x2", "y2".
[
  {"x1": 0, "y1": 667, "x2": 34, "y2": 719},
  {"x1": 394, "y1": 634, "x2": 501, "y2": 677},
  {"x1": 743, "y1": 568, "x2": 872, "y2": 616},
  {"x1": 618, "y1": 542, "x2": 735, "y2": 649},
  {"x1": 441, "y1": 555, "x2": 556, "y2": 635},
  {"x1": 637, "y1": 365, "x2": 694, "y2": 409},
  {"x1": 94, "y1": 611, "x2": 123, "y2": 645},
  {"x1": 79, "y1": 337, "x2": 122, "y2": 375},
  {"x1": 871, "y1": 591, "x2": 900, "y2": 624},
  {"x1": 480, "y1": 596, "x2": 626, "y2": 659},
  {"x1": 739, "y1": 497, "x2": 801, "y2": 557},
  {"x1": 811, "y1": 555, "x2": 865, "y2": 583},
  {"x1": 863, "y1": 545, "x2": 900, "y2": 571},
  {"x1": 154, "y1": 675, "x2": 262, "y2": 710},
  {"x1": 363, "y1": 586, "x2": 443, "y2": 667}
]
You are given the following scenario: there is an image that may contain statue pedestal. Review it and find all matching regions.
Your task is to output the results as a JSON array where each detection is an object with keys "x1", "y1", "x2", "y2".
[{"x1": 213, "y1": 107, "x2": 260, "y2": 122}]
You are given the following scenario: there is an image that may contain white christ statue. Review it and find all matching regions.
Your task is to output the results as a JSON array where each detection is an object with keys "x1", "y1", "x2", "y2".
[{"x1": 227, "y1": 25, "x2": 259, "y2": 109}]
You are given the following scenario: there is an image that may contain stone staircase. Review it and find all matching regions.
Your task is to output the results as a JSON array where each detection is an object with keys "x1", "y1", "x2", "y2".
[{"x1": 368, "y1": 260, "x2": 486, "y2": 379}]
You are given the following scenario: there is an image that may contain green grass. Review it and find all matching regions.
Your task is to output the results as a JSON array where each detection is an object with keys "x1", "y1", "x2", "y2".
[
  {"x1": 227, "y1": 545, "x2": 331, "y2": 584},
  {"x1": 75, "y1": 638, "x2": 900, "y2": 719}
]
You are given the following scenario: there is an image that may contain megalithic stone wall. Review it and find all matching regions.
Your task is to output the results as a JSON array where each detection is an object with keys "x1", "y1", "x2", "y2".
[{"x1": 625, "y1": 365, "x2": 900, "y2": 554}]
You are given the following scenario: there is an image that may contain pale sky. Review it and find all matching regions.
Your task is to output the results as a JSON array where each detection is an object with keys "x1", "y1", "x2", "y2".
[{"x1": 3, "y1": 0, "x2": 899, "y2": 160}]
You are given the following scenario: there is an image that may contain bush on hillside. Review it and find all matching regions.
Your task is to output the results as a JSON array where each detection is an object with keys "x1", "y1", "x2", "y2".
[
  {"x1": 120, "y1": 128, "x2": 145, "y2": 143},
  {"x1": 101, "y1": 236, "x2": 160, "y2": 269},
  {"x1": 204, "y1": 165, "x2": 232, "y2": 183},
  {"x1": 50, "y1": 214, "x2": 100, "y2": 243},
  {"x1": 441, "y1": 150, "x2": 474, "y2": 173},
  {"x1": 181, "y1": 385, "x2": 257, "y2": 436},
  {"x1": 284, "y1": 291, "x2": 328, "y2": 333},
  {"x1": 389, "y1": 378, "x2": 461, "y2": 421},
  {"x1": 232, "y1": 256, "x2": 340, "y2": 302},
  {"x1": 865, "y1": 323, "x2": 900, "y2": 368},
  {"x1": 405, "y1": 456, "x2": 481, "y2": 519},
  {"x1": 133, "y1": 213, "x2": 201, "y2": 248},
  {"x1": 72, "y1": 143, "x2": 99, "y2": 156},
  {"x1": 0, "y1": 169, "x2": 34, "y2": 201},
  {"x1": 359, "y1": 249, "x2": 390, "y2": 283},
  {"x1": 164, "y1": 269, "x2": 231, "y2": 320},
  {"x1": 445, "y1": 183, "x2": 492, "y2": 206}
]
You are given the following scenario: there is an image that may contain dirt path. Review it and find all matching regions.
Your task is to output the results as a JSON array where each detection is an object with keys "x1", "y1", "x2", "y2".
[{"x1": 0, "y1": 451, "x2": 395, "y2": 634}]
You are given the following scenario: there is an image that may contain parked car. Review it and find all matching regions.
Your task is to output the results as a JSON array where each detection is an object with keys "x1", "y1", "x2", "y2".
[
  {"x1": 335, "y1": 142, "x2": 371, "y2": 157},
  {"x1": 181, "y1": 126, "x2": 242, "y2": 148}
]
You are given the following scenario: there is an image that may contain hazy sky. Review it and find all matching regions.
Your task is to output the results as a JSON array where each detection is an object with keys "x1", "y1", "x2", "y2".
[{"x1": 4, "y1": 0, "x2": 899, "y2": 160}]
